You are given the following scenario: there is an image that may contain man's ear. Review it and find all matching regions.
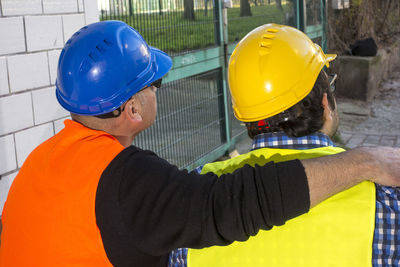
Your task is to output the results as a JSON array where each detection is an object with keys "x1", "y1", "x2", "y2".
[
  {"x1": 125, "y1": 99, "x2": 143, "y2": 122},
  {"x1": 321, "y1": 93, "x2": 333, "y2": 127},
  {"x1": 320, "y1": 92, "x2": 339, "y2": 137},
  {"x1": 321, "y1": 93, "x2": 331, "y2": 114},
  {"x1": 321, "y1": 93, "x2": 330, "y2": 109}
]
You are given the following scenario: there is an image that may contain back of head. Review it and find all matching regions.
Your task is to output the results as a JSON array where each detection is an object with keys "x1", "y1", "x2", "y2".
[
  {"x1": 228, "y1": 24, "x2": 336, "y2": 124},
  {"x1": 55, "y1": 20, "x2": 172, "y2": 117},
  {"x1": 246, "y1": 70, "x2": 336, "y2": 138}
]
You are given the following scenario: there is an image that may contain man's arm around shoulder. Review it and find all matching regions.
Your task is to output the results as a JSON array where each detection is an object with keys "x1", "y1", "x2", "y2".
[{"x1": 302, "y1": 146, "x2": 400, "y2": 208}]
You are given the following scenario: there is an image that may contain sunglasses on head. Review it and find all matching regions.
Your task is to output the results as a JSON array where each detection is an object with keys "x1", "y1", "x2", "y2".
[
  {"x1": 96, "y1": 78, "x2": 163, "y2": 119},
  {"x1": 326, "y1": 73, "x2": 337, "y2": 93},
  {"x1": 150, "y1": 78, "x2": 162, "y2": 89}
]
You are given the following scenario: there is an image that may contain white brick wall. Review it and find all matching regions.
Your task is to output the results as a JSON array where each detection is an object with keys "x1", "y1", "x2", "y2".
[
  {"x1": 0, "y1": 135, "x2": 16, "y2": 174},
  {"x1": 78, "y1": 0, "x2": 84, "y2": 12},
  {"x1": 43, "y1": 0, "x2": 78, "y2": 14},
  {"x1": 0, "y1": 57, "x2": 9, "y2": 96},
  {"x1": 0, "y1": 93, "x2": 34, "y2": 135},
  {"x1": 0, "y1": 0, "x2": 98, "y2": 215},
  {"x1": 1, "y1": 0, "x2": 42, "y2": 16},
  {"x1": 54, "y1": 116, "x2": 70, "y2": 133},
  {"x1": 0, "y1": 172, "x2": 17, "y2": 215},
  {"x1": 15, "y1": 123, "x2": 54, "y2": 167},
  {"x1": 0, "y1": 17, "x2": 25, "y2": 55},
  {"x1": 32, "y1": 86, "x2": 69, "y2": 124},
  {"x1": 8, "y1": 52, "x2": 50, "y2": 92},
  {"x1": 62, "y1": 14, "x2": 85, "y2": 42},
  {"x1": 84, "y1": 0, "x2": 99, "y2": 24},
  {"x1": 48, "y1": 49, "x2": 62, "y2": 85},
  {"x1": 25, "y1": 15, "x2": 64, "y2": 52}
]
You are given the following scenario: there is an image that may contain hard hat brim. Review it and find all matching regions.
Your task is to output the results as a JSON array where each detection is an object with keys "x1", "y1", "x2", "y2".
[{"x1": 150, "y1": 46, "x2": 173, "y2": 83}]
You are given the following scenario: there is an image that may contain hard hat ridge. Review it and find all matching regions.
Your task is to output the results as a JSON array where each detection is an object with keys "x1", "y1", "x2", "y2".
[{"x1": 55, "y1": 20, "x2": 172, "y2": 116}]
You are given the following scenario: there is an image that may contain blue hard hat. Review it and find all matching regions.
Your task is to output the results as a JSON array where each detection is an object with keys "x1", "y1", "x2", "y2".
[{"x1": 55, "y1": 20, "x2": 172, "y2": 115}]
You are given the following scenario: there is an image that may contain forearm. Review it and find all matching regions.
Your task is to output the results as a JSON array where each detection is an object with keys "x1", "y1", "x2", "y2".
[{"x1": 301, "y1": 146, "x2": 399, "y2": 208}]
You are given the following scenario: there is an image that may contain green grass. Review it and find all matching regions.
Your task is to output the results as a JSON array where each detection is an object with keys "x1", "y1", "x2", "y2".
[
  {"x1": 101, "y1": 4, "x2": 294, "y2": 54},
  {"x1": 227, "y1": 4, "x2": 293, "y2": 42}
]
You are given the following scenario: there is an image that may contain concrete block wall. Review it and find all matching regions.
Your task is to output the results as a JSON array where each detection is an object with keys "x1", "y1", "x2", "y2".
[
  {"x1": 0, "y1": 0, "x2": 99, "y2": 214},
  {"x1": 334, "y1": 39, "x2": 400, "y2": 102}
]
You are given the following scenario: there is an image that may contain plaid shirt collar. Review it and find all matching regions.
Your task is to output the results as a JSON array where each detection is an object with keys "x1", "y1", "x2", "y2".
[{"x1": 251, "y1": 132, "x2": 335, "y2": 151}]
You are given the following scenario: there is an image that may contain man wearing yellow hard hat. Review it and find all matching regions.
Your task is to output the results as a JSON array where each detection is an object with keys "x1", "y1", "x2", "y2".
[{"x1": 172, "y1": 24, "x2": 398, "y2": 267}]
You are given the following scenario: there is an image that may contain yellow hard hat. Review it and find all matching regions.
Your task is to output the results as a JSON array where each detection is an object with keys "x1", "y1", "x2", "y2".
[{"x1": 228, "y1": 24, "x2": 336, "y2": 122}]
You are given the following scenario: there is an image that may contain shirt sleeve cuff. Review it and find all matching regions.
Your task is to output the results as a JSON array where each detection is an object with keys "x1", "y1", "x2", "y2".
[{"x1": 276, "y1": 159, "x2": 310, "y2": 220}]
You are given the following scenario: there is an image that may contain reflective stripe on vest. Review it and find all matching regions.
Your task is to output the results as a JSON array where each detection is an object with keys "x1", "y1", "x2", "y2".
[
  {"x1": 0, "y1": 120, "x2": 125, "y2": 266},
  {"x1": 188, "y1": 146, "x2": 375, "y2": 267}
]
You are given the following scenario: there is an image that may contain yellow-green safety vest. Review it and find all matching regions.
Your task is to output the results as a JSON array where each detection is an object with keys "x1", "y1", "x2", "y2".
[{"x1": 188, "y1": 146, "x2": 375, "y2": 267}]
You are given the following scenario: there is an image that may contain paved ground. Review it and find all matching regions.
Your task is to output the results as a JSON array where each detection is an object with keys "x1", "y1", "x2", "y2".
[
  {"x1": 337, "y1": 70, "x2": 400, "y2": 148},
  {"x1": 234, "y1": 69, "x2": 400, "y2": 154}
]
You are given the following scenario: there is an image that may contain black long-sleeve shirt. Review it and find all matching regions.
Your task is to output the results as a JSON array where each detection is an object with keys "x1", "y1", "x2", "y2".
[{"x1": 95, "y1": 146, "x2": 310, "y2": 267}]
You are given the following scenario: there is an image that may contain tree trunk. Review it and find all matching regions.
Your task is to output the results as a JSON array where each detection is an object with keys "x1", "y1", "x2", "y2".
[
  {"x1": 159, "y1": 0, "x2": 163, "y2": 15},
  {"x1": 183, "y1": 0, "x2": 195, "y2": 20},
  {"x1": 240, "y1": 0, "x2": 252, "y2": 17},
  {"x1": 204, "y1": 0, "x2": 208, "y2": 16},
  {"x1": 128, "y1": 0, "x2": 133, "y2": 16},
  {"x1": 276, "y1": 0, "x2": 282, "y2": 10}
]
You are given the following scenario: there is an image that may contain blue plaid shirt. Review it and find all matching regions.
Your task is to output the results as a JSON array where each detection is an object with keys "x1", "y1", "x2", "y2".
[
  {"x1": 168, "y1": 248, "x2": 187, "y2": 267},
  {"x1": 373, "y1": 187, "x2": 400, "y2": 266},
  {"x1": 169, "y1": 132, "x2": 400, "y2": 266},
  {"x1": 251, "y1": 131, "x2": 335, "y2": 150}
]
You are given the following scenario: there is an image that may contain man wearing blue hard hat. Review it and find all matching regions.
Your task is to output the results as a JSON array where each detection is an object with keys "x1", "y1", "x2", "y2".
[{"x1": 1, "y1": 21, "x2": 400, "y2": 267}]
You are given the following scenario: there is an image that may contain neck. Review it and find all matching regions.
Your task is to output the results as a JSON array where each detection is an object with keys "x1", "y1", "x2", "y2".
[
  {"x1": 114, "y1": 134, "x2": 136, "y2": 147},
  {"x1": 71, "y1": 114, "x2": 141, "y2": 147}
]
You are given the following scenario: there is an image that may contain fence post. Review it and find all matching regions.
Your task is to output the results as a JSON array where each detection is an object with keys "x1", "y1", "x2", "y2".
[
  {"x1": 296, "y1": 0, "x2": 306, "y2": 31},
  {"x1": 214, "y1": 0, "x2": 232, "y2": 147},
  {"x1": 214, "y1": 0, "x2": 222, "y2": 46},
  {"x1": 220, "y1": 0, "x2": 232, "y2": 147},
  {"x1": 321, "y1": 0, "x2": 328, "y2": 51}
]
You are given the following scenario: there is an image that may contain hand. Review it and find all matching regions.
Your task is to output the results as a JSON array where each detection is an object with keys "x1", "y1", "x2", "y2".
[{"x1": 362, "y1": 146, "x2": 400, "y2": 187}]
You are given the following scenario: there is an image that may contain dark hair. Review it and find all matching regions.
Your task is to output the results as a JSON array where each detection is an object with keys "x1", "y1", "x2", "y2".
[{"x1": 246, "y1": 70, "x2": 336, "y2": 139}]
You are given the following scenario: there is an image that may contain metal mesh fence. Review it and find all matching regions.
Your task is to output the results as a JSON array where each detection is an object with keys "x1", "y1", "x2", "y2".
[
  {"x1": 133, "y1": 70, "x2": 226, "y2": 167},
  {"x1": 225, "y1": 92, "x2": 245, "y2": 138},
  {"x1": 306, "y1": 0, "x2": 321, "y2": 27},
  {"x1": 99, "y1": 0, "x2": 218, "y2": 56}
]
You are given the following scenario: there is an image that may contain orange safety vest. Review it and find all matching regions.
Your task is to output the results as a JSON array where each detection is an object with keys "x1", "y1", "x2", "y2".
[{"x1": 0, "y1": 120, "x2": 124, "y2": 266}]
